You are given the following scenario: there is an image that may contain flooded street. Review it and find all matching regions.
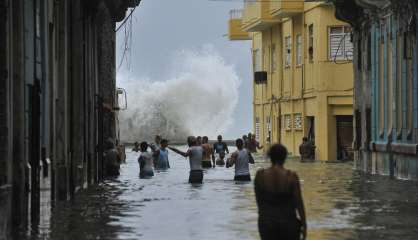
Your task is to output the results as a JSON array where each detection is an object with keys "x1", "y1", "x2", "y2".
[{"x1": 22, "y1": 147, "x2": 418, "y2": 240}]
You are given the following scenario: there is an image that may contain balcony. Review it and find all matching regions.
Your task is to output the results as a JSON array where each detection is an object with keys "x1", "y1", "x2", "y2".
[
  {"x1": 270, "y1": 0, "x2": 304, "y2": 18},
  {"x1": 242, "y1": 0, "x2": 280, "y2": 32},
  {"x1": 228, "y1": 10, "x2": 251, "y2": 41}
]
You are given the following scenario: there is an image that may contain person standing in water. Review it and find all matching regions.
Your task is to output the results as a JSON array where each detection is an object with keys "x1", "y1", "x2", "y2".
[
  {"x1": 201, "y1": 136, "x2": 215, "y2": 168},
  {"x1": 254, "y1": 144, "x2": 307, "y2": 240},
  {"x1": 132, "y1": 141, "x2": 140, "y2": 152},
  {"x1": 169, "y1": 136, "x2": 204, "y2": 184},
  {"x1": 213, "y1": 135, "x2": 229, "y2": 166},
  {"x1": 196, "y1": 136, "x2": 202, "y2": 146},
  {"x1": 104, "y1": 138, "x2": 121, "y2": 177},
  {"x1": 150, "y1": 135, "x2": 162, "y2": 168},
  {"x1": 248, "y1": 134, "x2": 263, "y2": 153},
  {"x1": 153, "y1": 139, "x2": 170, "y2": 169},
  {"x1": 226, "y1": 138, "x2": 255, "y2": 181},
  {"x1": 138, "y1": 142, "x2": 154, "y2": 178}
]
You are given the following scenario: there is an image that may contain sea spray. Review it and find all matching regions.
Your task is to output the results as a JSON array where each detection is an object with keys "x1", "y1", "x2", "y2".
[{"x1": 118, "y1": 48, "x2": 241, "y2": 142}]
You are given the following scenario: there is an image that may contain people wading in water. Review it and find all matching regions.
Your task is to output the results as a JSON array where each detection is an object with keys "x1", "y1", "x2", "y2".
[
  {"x1": 213, "y1": 135, "x2": 229, "y2": 166},
  {"x1": 153, "y1": 139, "x2": 170, "y2": 169},
  {"x1": 226, "y1": 138, "x2": 255, "y2": 181},
  {"x1": 254, "y1": 144, "x2": 307, "y2": 240},
  {"x1": 138, "y1": 142, "x2": 154, "y2": 179},
  {"x1": 169, "y1": 136, "x2": 204, "y2": 184},
  {"x1": 201, "y1": 136, "x2": 215, "y2": 168}
]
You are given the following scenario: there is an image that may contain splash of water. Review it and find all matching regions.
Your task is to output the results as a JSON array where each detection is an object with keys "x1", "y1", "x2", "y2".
[{"x1": 118, "y1": 48, "x2": 241, "y2": 142}]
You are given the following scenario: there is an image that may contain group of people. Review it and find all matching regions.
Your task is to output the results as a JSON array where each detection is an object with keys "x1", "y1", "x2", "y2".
[
  {"x1": 132, "y1": 134, "x2": 307, "y2": 240},
  {"x1": 133, "y1": 135, "x2": 170, "y2": 179},
  {"x1": 169, "y1": 135, "x2": 255, "y2": 183}
]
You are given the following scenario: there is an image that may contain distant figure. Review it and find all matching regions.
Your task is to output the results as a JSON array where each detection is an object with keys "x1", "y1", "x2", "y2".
[
  {"x1": 196, "y1": 136, "x2": 202, "y2": 146},
  {"x1": 248, "y1": 134, "x2": 263, "y2": 153},
  {"x1": 226, "y1": 138, "x2": 255, "y2": 181},
  {"x1": 299, "y1": 137, "x2": 314, "y2": 162},
  {"x1": 104, "y1": 138, "x2": 121, "y2": 177},
  {"x1": 242, "y1": 135, "x2": 249, "y2": 149},
  {"x1": 138, "y1": 142, "x2": 154, "y2": 179},
  {"x1": 132, "y1": 141, "x2": 140, "y2": 152},
  {"x1": 213, "y1": 135, "x2": 229, "y2": 166},
  {"x1": 153, "y1": 139, "x2": 170, "y2": 169},
  {"x1": 254, "y1": 144, "x2": 307, "y2": 240},
  {"x1": 169, "y1": 136, "x2": 204, "y2": 184},
  {"x1": 150, "y1": 135, "x2": 162, "y2": 168},
  {"x1": 201, "y1": 136, "x2": 215, "y2": 168}
]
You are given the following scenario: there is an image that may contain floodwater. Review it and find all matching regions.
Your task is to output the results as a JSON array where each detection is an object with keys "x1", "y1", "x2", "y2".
[{"x1": 19, "y1": 146, "x2": 418, "y2": 240}]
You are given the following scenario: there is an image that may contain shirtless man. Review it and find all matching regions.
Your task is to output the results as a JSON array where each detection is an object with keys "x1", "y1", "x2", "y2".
[
  {"x1": 201, "y1": 136, "x2": 215, "y2": 168},
  {"x1": 213, "y1": 135, "x2": 229, "y2": 166},
  {"x1": 247, "y1": 134, "x2": 263, "y2": 153},
  {"x1": 226, "y1": 138, "x2": 255, "y2": 181},
  {"x1": 169, "y1": 136, "x2": 204, "y2": 184}
]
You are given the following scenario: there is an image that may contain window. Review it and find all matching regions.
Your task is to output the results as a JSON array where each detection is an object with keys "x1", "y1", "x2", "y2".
[
  {"x1": 253, "y1": 49, "x2": 262, "y2": 72},
  {"x1": 285, "y1": 36, "x2": 292, "y2": 67},
  {"x1": 284, "y1": 115, "x2": 292, "y2": 130},
  {"x1": 255, "y1": 117, "x2": 260, "y2": 141},
  {"x1": 308, "y1": 24, "x2": 314, "y2": 62},
  {"x1": 271, "y1": 44, "x2": 277, "y2": 72},
  {"x1": 329, "y1": 26, "x2": 353, "y2": 61},
  {"x1": 266, "y1": 116, "x2": 271, "y2": 142},
  {"x1": 294, "y1": 114, "x2": 302, "y2": 130},
  {"x1": 296, "y1": 34, "x2": 302, "y2": 66}
]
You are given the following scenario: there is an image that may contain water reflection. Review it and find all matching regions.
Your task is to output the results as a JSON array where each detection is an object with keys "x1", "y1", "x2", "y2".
[{"x1": 16, "y1": 147, "x2": 418, "y2": 240}]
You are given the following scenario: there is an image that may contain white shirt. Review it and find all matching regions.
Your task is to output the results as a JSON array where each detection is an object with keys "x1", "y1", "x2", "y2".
[{"x1": 138, "y1": 152, "x2": 154, "y2": 172}]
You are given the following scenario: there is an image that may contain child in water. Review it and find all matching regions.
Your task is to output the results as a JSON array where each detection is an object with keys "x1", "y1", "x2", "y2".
[{"x1": 138, "y1": 142, "x2": 154, "y2": 178}]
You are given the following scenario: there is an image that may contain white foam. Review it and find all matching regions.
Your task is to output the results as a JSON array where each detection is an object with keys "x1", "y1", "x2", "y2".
[{"x1": 118, "y1": 47, "x2": 241, "y2": 142}]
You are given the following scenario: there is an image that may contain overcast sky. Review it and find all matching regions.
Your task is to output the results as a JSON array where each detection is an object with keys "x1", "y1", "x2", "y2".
[{"x1": 116, "y1": 0, "x2": 252, "y2": 139}]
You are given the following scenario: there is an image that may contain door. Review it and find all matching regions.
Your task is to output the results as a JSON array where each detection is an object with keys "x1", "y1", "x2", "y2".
[{"x1": 336, "y1": 116, "x2": 354, "y2": 160}]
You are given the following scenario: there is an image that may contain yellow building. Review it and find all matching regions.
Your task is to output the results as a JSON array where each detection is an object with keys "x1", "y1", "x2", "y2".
[{"x1": 228, "y1": 1, "x2": 354, "y2": 161}]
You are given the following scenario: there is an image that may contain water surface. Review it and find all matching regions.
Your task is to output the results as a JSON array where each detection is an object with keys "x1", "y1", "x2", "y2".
[{"x1": 21, "y1": 147, "x2": 418, "y2": 239}]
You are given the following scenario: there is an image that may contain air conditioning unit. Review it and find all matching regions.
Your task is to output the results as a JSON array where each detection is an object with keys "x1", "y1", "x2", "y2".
[{"x1": 254, "y1": 71, "x2": 267, "y2": 84}]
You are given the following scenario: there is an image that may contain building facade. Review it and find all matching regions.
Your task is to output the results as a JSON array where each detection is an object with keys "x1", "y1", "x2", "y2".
[
  {"x1": 334, "y1": 0, "x2": 418, "y2": 180},
  {"x1": 228, "y1": 1, "x2": 354, "y2": 161},
  {"x1": 0, "y1": 0, "x2": 139, "y2": 238}
]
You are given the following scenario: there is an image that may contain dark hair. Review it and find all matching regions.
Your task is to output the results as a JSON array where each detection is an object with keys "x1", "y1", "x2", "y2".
[
  {"x1": 217, "y1": 135, "x2": 222, "y2": 139},
  {"x1": 303, "y1": 137, "x2": 308, "y2": 142},
  {"x1": 140, "y1": 141, "x2": 148, "y2": 151},
  {"x1": 161, "y1": 139, "x2": 168, "y2": 144},
  {"x1": 236, "y1": 138, "x2": 243, "y2": 147},
  {"x1": 267, "y1": 144, "x2": 288, "y2": 165}
]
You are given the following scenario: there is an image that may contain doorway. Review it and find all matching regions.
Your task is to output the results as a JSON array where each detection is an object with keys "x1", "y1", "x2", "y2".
[{"x1": 336, "y1": 116, "x2": 354, "y2": 160}]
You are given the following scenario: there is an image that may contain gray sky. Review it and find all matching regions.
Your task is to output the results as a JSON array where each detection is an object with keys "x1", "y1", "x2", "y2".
[{"x1": 116, "y1": 0, "x2": 252, "y2": 139}]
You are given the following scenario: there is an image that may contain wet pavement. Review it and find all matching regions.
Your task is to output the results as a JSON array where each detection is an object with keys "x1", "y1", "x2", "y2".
[{"x1": 18, "y1": 146, "x2": 418, "y2": 240}]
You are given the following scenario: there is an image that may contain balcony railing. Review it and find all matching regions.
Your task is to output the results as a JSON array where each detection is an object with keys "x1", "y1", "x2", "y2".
[
  {"x1": 270, "y1": 0, "x2": 304, "y2": 18},
  {"x1": 230, "y1": 9, "x2": 243, "y2": 20},
  {"x1": 242, "y1": 0, "x2": 280, "y2": 32},
  {"x1": 228, "y1": 9, "x2": 251, "y2": 40}
]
